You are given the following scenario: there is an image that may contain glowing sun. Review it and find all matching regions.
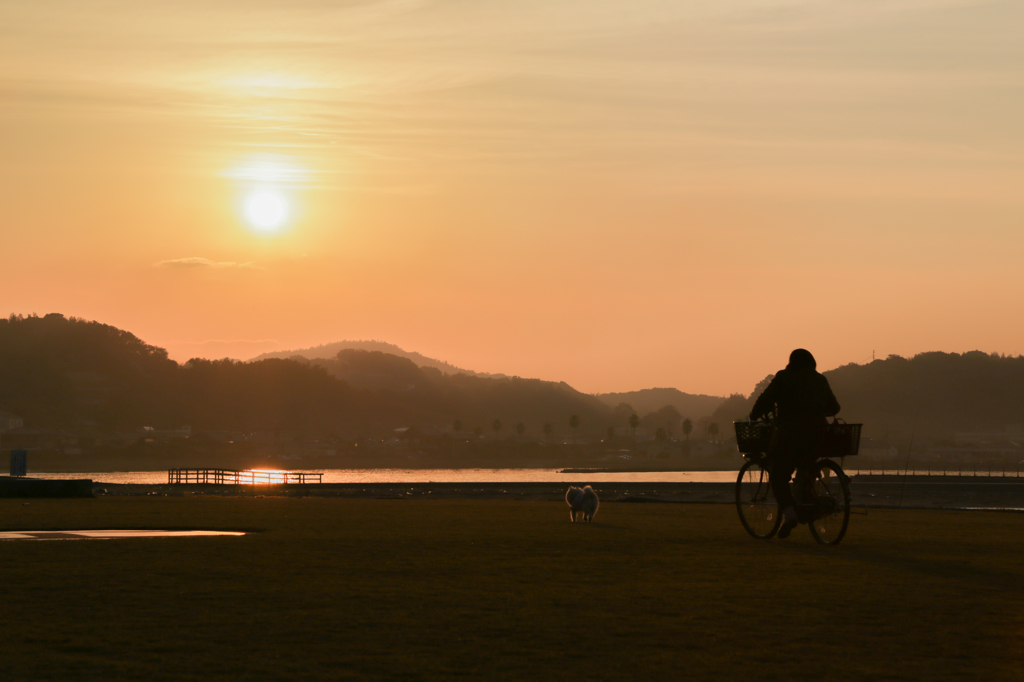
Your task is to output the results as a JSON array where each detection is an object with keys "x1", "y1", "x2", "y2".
[{"x1": 244, "y1": 190, "x2": 288, "y2": 231}]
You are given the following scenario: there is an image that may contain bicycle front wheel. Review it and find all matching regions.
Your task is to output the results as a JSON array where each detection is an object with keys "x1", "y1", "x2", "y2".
[
  {"x1": 807, "y1": 459, "x2": 851, "y2": 545},
  {"x1": 736, "y1": 458, "x2": 781, "y2": 539}
]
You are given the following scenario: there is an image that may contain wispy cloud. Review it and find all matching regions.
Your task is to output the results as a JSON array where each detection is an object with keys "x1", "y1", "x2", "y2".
[
  {"x1": 155, "y1": 257, "x2": 262, "y2": 269},
  {"x1": 222, "y1": 154, "x2": 318, "y2": 186}
]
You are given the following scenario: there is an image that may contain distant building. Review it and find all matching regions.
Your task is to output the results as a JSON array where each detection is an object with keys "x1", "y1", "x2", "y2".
[
  {"x1": 144, "y1": 426, "x2": 192, "y2": 441},
  {"x1": 189, "y1": 431, "x2": 240, "y2": 447},
  {"x1": 0, "y1": 410, "x2": 24, "y2": 433},
  {"x1": 858, "y1": 438, "x2": 899, "y2": 460},
  {"x1": 929, "y1": 442, "x2": 1022, "y2": 463},
  {"x1": 954, "y1": 427, "x2": 1024, "y2": 445},
  {"x1": 688, "y1": 441, "x2": 719, "y2": 459},
  {"x1": 392, "y1": 427, "x2": 445, "y2": 444},
  {"x1": 934, "y1": 427, "x2": 1024, "y2": 464},
  {"x1": 1, "y1": 427, "x2": 56, "y2": 450}
]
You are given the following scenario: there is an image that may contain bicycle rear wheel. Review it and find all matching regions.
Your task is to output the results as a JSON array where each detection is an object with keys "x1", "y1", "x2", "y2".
[
  {"x1": 736, "y1": 458, "x2": 781, "y2": 539},
  {"x1": 807, "y1": 459, "x2": 851, "y2": 545}
]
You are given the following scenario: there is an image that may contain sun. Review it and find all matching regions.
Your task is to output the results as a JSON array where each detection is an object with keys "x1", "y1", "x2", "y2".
[
  {"x1": 226, "y1": 155, "x2": 311, "y2": 233},
  {"x1": 244, "y1": 190, "x2": 288, "y2": 231}
]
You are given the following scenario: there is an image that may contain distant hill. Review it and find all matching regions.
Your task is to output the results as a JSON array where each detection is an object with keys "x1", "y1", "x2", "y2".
[
  {"x1": 0, "y1": 313, "x2": 357, "y2": 431},
  {"x1": 5, "y1": 315, "x2": 1022, "y2": 450},
  {"x1": 595, "y1": 388, "x2": 726, "y2": 420},
  {"x1": 0, "y1": 314, "x2": 608, "y2": 437},
  {"x1": 705, "y1": 352, "x2": 1024, "y2": 448},
  {"x1": 252, "y1": 340, "x2": 493, "y2": 378},
  {"x1": 285, "y1": 348, "x2": 611, "y2": 434},
  {"x1": 825, "y1": 352, "x2": 1024, "y2": 444}
]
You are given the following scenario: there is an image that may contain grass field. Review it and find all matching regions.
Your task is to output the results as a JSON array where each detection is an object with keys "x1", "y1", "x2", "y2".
[{"x1": 1, "y1": 497, "x2": 1022, "y2": 681}]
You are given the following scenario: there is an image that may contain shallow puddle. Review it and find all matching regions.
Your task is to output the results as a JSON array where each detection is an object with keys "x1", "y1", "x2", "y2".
[{"x1": 0, "y1": 530, "x2": 245, "y2": 541}]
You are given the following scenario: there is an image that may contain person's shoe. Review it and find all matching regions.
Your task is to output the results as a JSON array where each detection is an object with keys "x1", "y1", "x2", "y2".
[
  {"x1": 778, "y1": 507, "x2": 799, "y2": 539},
  {"x1": 778, "y1": 518, "x2": 798, "y2": 539}
]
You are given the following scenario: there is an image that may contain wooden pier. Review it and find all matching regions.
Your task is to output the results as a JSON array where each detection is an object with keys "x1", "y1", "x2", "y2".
[{"x1": 167, "y1": 469, "x2": 322, "y2": 485}]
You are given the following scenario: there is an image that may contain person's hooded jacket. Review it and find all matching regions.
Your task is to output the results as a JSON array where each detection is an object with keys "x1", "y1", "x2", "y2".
[{"x1": 750, "y1": 349, "x2": 840, "y2": 428}]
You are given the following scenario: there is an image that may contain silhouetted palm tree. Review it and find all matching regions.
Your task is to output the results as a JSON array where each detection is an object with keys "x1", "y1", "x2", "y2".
[
  {"x1": 708, "y1": 422, "x2": 719, "y2": 443},
  {"x1": 682, "y1": 418, "x2": 693, "y2": 445},
  {"x1": 629, "y1": 413, "x2": 640, "y2": 442},
  {"x1": 543, "y1": 422, "x2": 553, "y2": 442},
  {"x1": 569, "y1": 414, "x2": 580, "y2": 444}
]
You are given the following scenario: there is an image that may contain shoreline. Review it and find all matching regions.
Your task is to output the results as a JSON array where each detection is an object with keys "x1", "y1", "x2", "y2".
[{"x1": 86, "y1": 478, "x2": 1024, "y2": 510}]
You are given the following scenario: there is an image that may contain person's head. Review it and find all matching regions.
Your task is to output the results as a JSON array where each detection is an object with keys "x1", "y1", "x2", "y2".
[{"x1": 787, "y1": 348, "x2": 816, "y2": 371}]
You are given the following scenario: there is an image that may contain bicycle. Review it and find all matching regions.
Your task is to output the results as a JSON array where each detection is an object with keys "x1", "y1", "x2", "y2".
[{"x1": 733, "y1": 418, "x2": 861, "y2": 545}]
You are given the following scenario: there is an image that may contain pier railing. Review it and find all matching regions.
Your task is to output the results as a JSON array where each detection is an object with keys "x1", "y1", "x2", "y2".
[{"x1": 167, "y1": 469, "x2": 322, "y2": 485}]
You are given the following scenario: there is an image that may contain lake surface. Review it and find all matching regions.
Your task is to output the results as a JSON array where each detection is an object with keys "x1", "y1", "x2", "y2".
[
  {"x1": 34, "y1": 468, "x2": 744, "y2": 485},
  {"x1": 0, "y1": 530, "x2": 245, "y2": 541},
  {"x1": 28, "y1": 468, "x2": 1021, "y2": 485}
]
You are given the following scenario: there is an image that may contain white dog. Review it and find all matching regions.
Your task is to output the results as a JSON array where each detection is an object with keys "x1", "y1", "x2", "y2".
[{"x1": 565, "y1": 485, "x2": 599, "y2": 523}]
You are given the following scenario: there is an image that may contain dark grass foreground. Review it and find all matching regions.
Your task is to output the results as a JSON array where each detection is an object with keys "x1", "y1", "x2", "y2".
[{"x1": 1, "y1": 499, "x2": 1022, "y2": 681}]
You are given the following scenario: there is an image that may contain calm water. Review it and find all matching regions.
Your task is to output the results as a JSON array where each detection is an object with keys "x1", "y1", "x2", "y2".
[
  {"x1": 0, "y1": 530, "x2": 245, "y2": 540},
  {"x1": 33, "y1": 468, "x2": 744, "y2": 485},
  {"x1": 28, "y1": 468, "x2": 1022, "y2": 485}
]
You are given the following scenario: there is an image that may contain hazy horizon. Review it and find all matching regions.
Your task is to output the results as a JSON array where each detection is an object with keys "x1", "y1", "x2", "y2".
[{"x1": 4, "y1": 1, "x2": 1022, "y2": 396}]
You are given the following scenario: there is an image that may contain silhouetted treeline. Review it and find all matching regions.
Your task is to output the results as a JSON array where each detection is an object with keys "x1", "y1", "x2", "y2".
[
  {"x1": 827, "y1": 352, "x2": 1024, "y2": 442},
  {"x1": 302, "y1": 349, "x2": 610, "y2": 435},
  {"x1": 0, "y1": 314, "x2": 609, "y2": 437},
  {"x1": 707, "y1": 352, "x2": 1024, "y2": 445},
  {"x1": 4, "y1": 315, "x2": 1021, "y2": 446},
  {"x1": 253, "y1": 339, "x2": 493, "y2": 378},
  {"x1": 595, "y1": 387, "x2": 723, "y2": 421},
  {"x1": 0, "y1": 313, "x2": 180, "y2": 428}
]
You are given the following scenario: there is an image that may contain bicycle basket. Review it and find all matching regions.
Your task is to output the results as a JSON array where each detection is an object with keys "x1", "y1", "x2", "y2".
[
  {"x1": 825, "y1": 422, "x2": 862, "y2": 457},
  {"x1": 734, "y1": 421, "x2": 773, "y2": 454}
]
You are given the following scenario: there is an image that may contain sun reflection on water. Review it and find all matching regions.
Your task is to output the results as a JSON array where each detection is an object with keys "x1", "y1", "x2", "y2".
[{"x1": 245, "y1": 469, "x2": 299, "y2": 484}]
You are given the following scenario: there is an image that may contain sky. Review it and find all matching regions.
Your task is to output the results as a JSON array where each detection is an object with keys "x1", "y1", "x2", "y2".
[{"x1": 2, "y1": 0, "x2": 1022, "y2": 397}]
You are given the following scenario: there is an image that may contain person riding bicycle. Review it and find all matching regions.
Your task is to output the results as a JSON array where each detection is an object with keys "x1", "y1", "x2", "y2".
[{"x1": 749, "y1": 348, "x2": 840, "y2": 539}]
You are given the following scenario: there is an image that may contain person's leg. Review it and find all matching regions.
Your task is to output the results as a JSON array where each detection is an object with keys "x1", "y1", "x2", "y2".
[
  {"x1": 769, "y1": 455, "x2": 797, "y2": 512},
  {"x1": 767, "y1": 429, "x2": 800, "y2": 538},
  {"x1": 769, "y1": 454, "x2": 800, "y2": 537},
  {"x1": 793, "y1": 462, "x2": 815, "y2": 503},
  {"x1": 791, "y1": 429, "x2": 826, "y2": 519}
]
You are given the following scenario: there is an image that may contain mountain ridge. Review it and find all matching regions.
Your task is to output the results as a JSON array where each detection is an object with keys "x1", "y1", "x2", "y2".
[
  {"x1": 4, "y1": 314, "x2": 1023, "y2": 450},
  {"x1": 252, "y1": 340, "x2": 495, "y2": 378},
  {"x1": 595, "y1": 388, "x2": 727, "y2": 421}
]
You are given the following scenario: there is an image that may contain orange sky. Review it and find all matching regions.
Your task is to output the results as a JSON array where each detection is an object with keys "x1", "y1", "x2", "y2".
[{"x1": 2, "y1": 1, "x2": 1022, "y2": 396}]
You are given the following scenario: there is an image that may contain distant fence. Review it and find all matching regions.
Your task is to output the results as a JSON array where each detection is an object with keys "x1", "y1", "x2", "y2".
[
  {"x1": 849, "y1": 468, "x2": 1022, "y2": 478},
  {"x1": 167, "y1": 469, "x2": 322, "y2": 485}
]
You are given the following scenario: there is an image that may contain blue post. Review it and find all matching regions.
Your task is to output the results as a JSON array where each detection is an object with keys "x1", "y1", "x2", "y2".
[{"x1": 10, "y1": 450, "x2": 27, "y2": 477}]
